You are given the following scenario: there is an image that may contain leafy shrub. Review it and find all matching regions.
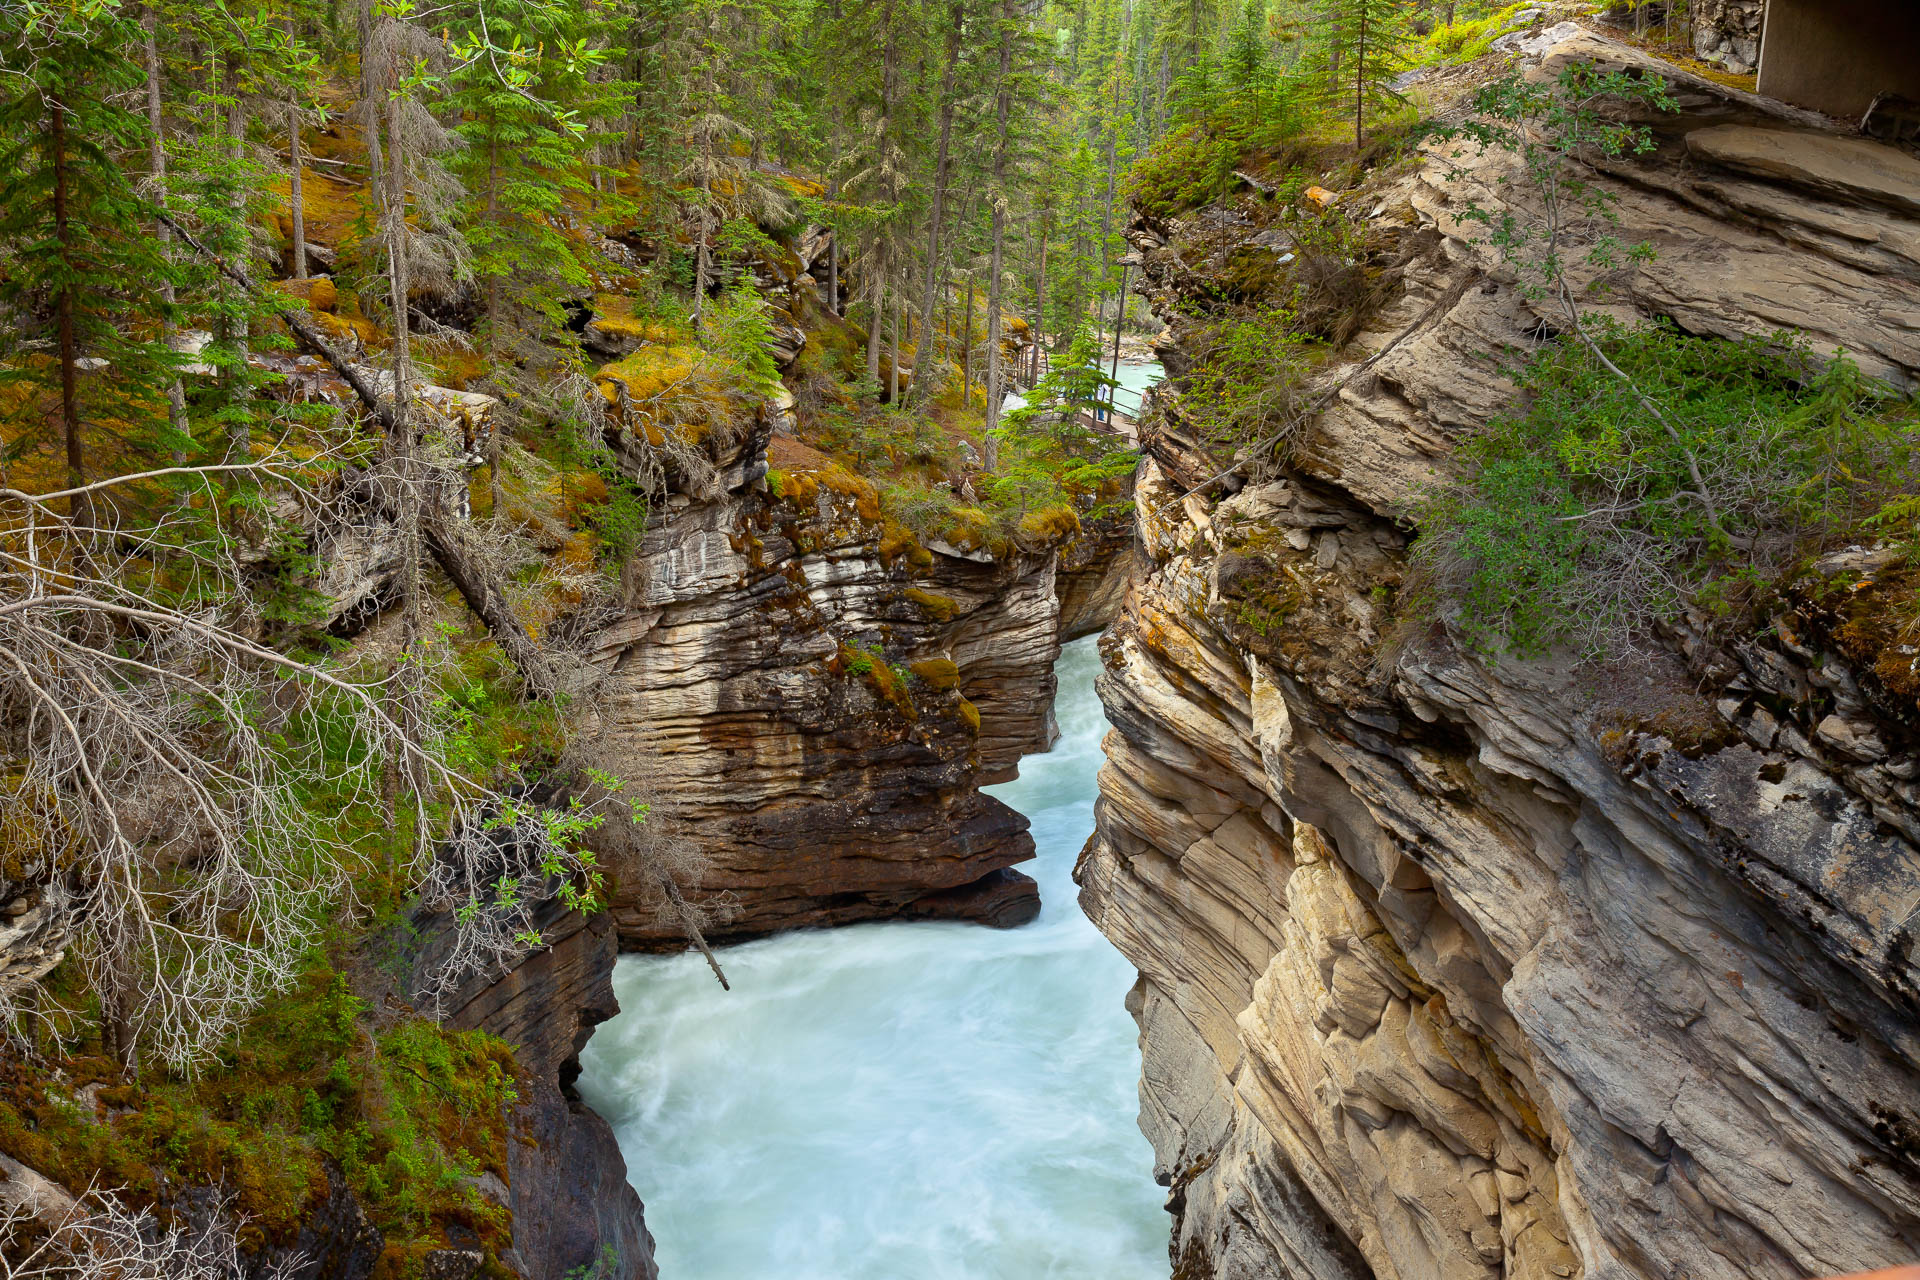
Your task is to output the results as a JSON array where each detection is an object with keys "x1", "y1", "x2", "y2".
[{"x1": 1410, "y1": 323, "x2": 1919, "y2": 656}]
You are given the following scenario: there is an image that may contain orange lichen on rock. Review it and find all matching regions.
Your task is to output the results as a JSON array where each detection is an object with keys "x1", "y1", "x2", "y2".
[
  {"x1": 273, "y1": 276, "x2": 338, "y2": 313},
  {"x1": 1018, "y1": 504, "x2": 1081, "y2": 544},
  {"x1": 816, "y1": 466, "x2": 884, "y2": 522},
  {"x1": 270, "y1": 168, "x2": 372, "y2": 253},
  {"x1": 908, "y1": 657, "x2": 961, "y2": 690},
  {"x1": 594, "y1": 344, "x2": 742, "y2": 446}
]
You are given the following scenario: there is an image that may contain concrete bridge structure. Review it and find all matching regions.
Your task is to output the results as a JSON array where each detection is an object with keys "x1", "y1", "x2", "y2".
[{"x1": 1755, "y1": 0, "x2": 1920, "y2": 121}]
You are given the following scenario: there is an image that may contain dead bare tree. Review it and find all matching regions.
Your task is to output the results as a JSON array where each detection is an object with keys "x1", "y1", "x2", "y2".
[
  {"x1": 571, "y1": 773, "x2": 733, "y2": 990},
  {"x1": 0, "y1": 1183, "x2": 303, "y2": 1280},
  {"x1": 0, "y1": 454, "x2": 603, "y2": 1070}
]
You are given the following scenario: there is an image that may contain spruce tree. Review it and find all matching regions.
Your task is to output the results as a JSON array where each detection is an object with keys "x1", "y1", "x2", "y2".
[
  {"x1": 986, "y1": 324, "x2": 1135, "y2": 518},
  {"x1": 449, "y1": 0, "x2": 629, "y2": 363},
  {"x1": 1312, "y1": 0, "x2": 1406, "y2": 146},
  {"x1": 0, "y1": 1, "x2": 185, "y2": 514}
]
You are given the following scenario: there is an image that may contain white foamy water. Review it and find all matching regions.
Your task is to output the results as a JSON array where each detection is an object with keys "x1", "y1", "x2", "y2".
[{"x1": 576, "y1": 636, "x2": 1166, "y2": 1279}]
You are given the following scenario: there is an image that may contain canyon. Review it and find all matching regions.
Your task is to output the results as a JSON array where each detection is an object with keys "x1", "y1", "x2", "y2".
[
  {"x1": 8, "y1": 9, "x2": 1920, "y2": 1280},
  {"x1": 1078, "y1": 22, "x2": 1920, "y2": 1280}
]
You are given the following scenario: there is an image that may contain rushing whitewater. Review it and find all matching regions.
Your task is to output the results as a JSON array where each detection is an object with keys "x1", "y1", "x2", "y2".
[{"x1": 576, "y1": 636, "x2": 1164, "y2": 1278}]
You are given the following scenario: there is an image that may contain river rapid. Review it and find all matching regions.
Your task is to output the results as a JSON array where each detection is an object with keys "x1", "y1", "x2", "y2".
[{"x1": 576, "y1": 635, "x2": 1165, "y2": 1279}]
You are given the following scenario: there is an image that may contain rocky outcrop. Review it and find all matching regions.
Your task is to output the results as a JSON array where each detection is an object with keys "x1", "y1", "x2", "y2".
[
  {"x1": 581, "y1": 415, "x2": 1128, "y2": 943},
  {"x1": 1689, "y1": 0, "x2": 1763, "y2": 72},
  {"x1": 1059, "y1": 513, "x2": 1138, "y2": 643},
  {"x1": 409, "y1": 894, "x2": 656, "y2": 1280},
  {"x1": 1083, "y1": 29, "x2": 1920, "y2": 1280},
  {"x1": 0, "y1": 879, "x2": 74, "y2": 1007}
]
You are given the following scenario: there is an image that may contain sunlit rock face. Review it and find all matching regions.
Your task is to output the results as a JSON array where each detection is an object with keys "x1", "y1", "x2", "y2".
[
  {"x1": 1080, "y1": 30, "x2": 1920, "y2": 1280},
  {"x1": 583, "y1": 416, "x2": 1132, "y2": 945}
]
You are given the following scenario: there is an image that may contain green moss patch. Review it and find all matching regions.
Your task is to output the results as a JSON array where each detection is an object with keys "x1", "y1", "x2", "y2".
[
  {"x1": 908, "y1": 658, "x2": 961, "y2": 690},
  {"x1": 0, "y1": 960, "x2": 520, "y2": 1271}
]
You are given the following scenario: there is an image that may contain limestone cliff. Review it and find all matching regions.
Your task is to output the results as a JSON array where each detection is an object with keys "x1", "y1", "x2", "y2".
[
  {"x1": 1079, "y1": 29, "x2": 1920, "y2": 1280},
  {"x1": 582, "y1": 432, "x2": 1059, "y2": 942},
  {"x1": 405, "y1": 894, "x2": 656, "y2": 1280},
  {"x1": 582, "y1": 371, "x2": 1130, "y2": 946}
]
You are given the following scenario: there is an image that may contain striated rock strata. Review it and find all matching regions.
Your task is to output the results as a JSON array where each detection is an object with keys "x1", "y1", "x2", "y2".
[
  {"x1": 583, "y1": 413, "x2": 1131, "y2": 944},
  {"x1": 406, "y1": 894, "x2": 656, "y2": 1280},
  {"x1": 1081, "y1": 30, "x2": 1920, "y2": 1280}
]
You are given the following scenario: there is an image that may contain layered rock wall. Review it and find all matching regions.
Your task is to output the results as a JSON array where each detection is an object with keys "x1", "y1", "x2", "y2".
[
  {"x1": 583, "y1": 416, "x2": 1136, "y2": 943},
  {"x1": 1082, "y1": 31, "x2": 1920, "y2": 1280},
  {"x1": 411, "y1": 895, "x2": 657, "y2": 1280}
]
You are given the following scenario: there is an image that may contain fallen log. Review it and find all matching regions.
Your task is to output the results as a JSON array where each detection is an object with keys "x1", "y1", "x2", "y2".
[{"x1": 157, "y1": 211, "x2": 556, "y2": 692}]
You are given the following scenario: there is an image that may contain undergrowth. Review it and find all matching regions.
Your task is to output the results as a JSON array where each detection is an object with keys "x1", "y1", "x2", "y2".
[
  {"x1": 0, "y1": 959, "x2": 520, "y2": 1274},
  {"x1": 1410, "y1": 323, "x2": 1920, "y2": 657}
]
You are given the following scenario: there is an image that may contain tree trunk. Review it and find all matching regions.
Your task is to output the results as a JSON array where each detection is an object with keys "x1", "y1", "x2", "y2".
[
  {"x1": 143, "y1": 9, "x2": 190, "y2": 465},
  {"x1": 227, "y1": 59, "x2": 250, "y2": 460},
  {"x1": 359, "y1": 0, "x2": 385, "y2": 219},
  {"x1": 382, "y1": 67, "x2": 430, "y2": 750},
  {"x1": 483, "y1": 138, "x2": 506, "y2": 514},
  {"x1": 49, "y1": 94, "x2": 85, "y2": 527},
  {"x1": 941, "y1": 277, "x2": 953, "y2": 387},
  {"x1": 287, "y1": 17, "x2": 306, "y2": 279},
  {"x1": 1101, "y1": 57, "x2": 1121, "y2": 291},
  {"x1": 984, "y1": 0, "x2": 1017, "y2": 440},
  {"x1": 383, "y1": 75, "x2": 415, "y2": 571},
  {"x1": 866, "y1": 264, "x2": 885, "y2": 385},
  {"x1": 910, "y1": 0, "x2": 965, "y2": 406},
  {"x1": 826, "y1": 196, "x2": 841, "y2": 315},
  {"x1": 1353, "y1": 13, "x2": 1366, "y2": 147},
  {"x1": 960, "y1": 278, "x2": 975, "y2": 405},
  {"x1": 1029, "y1": 214, "x2": 1050, "y2": 385},
  {"x1": 888, "y1": 276, "x2": 903, "y2": 402},
  {"x1": 693, "y1": 13, "x2": 716, "y2": 329},
  {"x1": 825, "y1": 0, "x2": 844, "y2": 316}
]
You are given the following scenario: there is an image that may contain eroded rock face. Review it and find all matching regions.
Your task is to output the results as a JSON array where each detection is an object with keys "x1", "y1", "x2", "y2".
[
  {"x1": 1083, "y1": 31, "x2": 1920, "y2": 1280},
  {"x1": 582, "y1": 418, "x2": 1134, "y2": 943},
  {"x1": 0, "y1": 879, "x2": 74, "y2": 1004},
  {"x1": 1059, "y1": 513, "x2": 1139, "y2": 644},
  {"x1": 410, "y1": 895, "x2": 657, "y2": 1280}
]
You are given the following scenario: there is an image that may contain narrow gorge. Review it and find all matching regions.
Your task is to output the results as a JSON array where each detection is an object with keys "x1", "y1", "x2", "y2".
[{"x1": 5, "y1": 0, "x2": 1920, "y2": 1277}]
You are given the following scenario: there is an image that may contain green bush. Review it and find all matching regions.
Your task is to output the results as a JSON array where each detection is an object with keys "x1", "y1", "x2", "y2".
[
  {"x1": 1411, "y1": 323, "x2": 1918, "y2": 656},
  {"x1": 1177, "y1": 307, "x2": 1321, "y2": 459},
  {"x1": 1419, "y1": 2, "x2": 1541, "y2": 64},
  {"x1": 1129, "y1": 124, "x2": 1243, "y2": 220}
]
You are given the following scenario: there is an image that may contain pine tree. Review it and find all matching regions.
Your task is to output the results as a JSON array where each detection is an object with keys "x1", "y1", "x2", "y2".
[
  {"x1": 449, "y1": 0, "x2": 629, "y2": 362},
  {"x1": 986, "y1": 324, "x2": 1135, "y2": 517},
  {"x1": 1150, "y1": 0, "x2": 1220, "y2": 109}
]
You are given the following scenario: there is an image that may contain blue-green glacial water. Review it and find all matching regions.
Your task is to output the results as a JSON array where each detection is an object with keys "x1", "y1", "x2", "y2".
[{"x1": 576, "y1": 635, "x2": 1166, "y2": 1279}]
